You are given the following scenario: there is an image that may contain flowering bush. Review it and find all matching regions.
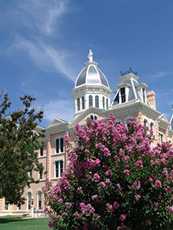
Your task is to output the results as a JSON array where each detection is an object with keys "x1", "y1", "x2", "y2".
[{"x1": 45, "y1": 115, "x2": 173, "y2": 230}]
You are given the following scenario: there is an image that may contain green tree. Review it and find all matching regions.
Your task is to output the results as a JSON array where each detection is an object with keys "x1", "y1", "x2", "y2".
[{"x1": 0, "y1": 94, "x2": 44, "y2": 205}]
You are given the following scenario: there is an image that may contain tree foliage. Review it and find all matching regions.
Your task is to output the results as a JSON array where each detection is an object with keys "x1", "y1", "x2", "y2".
[
  {"x1": 45, "y1": 115, "x2": 173, "y2": 230},
  {"x1": 0, "y1": 94, "x2": 44, "y2": 205}
]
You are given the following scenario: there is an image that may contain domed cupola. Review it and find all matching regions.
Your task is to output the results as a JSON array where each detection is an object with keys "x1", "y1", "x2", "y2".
[
  {"x1": 75, "y1": 49, "x2": 110, "y2": 88},
  {"x1": 73, "y1": 50, "x2": 111, "y2": 116}
]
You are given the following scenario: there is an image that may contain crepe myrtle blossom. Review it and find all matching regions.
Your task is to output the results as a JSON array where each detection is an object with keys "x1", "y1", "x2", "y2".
[
  {"x1": 154, "y1": 179, "x2": 162, "y2": 189},
  {"x1": 45, "y1": 115, "x2": 173, "y2": 230},
  {"x1": 79, "y1": 202, "x2": 95, "y2": 215}
]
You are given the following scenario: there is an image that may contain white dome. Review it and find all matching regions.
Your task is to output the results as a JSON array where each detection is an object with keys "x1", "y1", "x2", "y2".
[{"x1": 75, "y1": 50, "x2": 110, "y2": 88}]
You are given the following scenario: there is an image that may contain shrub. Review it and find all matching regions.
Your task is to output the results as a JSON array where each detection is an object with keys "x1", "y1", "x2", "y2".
[{"x1": 45, "y1": 115, "x2": 173, "y2": 230}]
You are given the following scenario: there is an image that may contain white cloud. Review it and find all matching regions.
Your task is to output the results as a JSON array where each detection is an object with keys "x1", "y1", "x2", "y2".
[
  {"x1": 9, "y1": 0, "x2": 77, "y2": 81},
  {"x1": 13, "y1": 37, "x2": 75, "y2": 80},
  {"x1": 18, "y1": 0, "x2": 69, "y2": 36},
  {"x1": 40, "y1": 99, "x2": 74, "y2": 122}
]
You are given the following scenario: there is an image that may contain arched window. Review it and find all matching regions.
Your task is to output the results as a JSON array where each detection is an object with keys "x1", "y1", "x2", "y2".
[
  {"x1": 106, "y1": 98, "x2": 109, "y2": 109},
  {"x1": 82, "y1": 96, "x2": 85, "y2": 110},
  {"x1": 102, "y1": 96, "x2": 105, "y2": 109},
  {"x1": 89, "y1": 95, "x2": 93, "y2": 107},
  {"x1": 95, "y1": 95, "x2": 99, "y2": 108},
  {"x1": 37, "y1": 191, "x2": 42, "y2": 210},
  {"x1": 77, "y1": 98, "x2": 80, "y2": 111},
  {"x1": 90, "y1": 115, "x2": 97, "y2": 120},
  {"x1": 27, "y1": 192, "x2": 32, "y2": 210}
]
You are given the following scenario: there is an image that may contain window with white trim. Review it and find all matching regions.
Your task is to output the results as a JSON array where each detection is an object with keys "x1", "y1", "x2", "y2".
[
  {"x1": 27, "y1": 192, "x2": 32, "y2": 210},
  {"x1": 82, "y1": 96, "x2": 85, "y2": 110},
  {"x1": 106, "y1": 98, "x2": 109, "y2": 109},
  {"x1": 159, "y1": 133, "x2": 163, "y2": 143},
  {"x1": 114, "y1": 92, "x2": 120, "y2": 104},
  {"x1": 56, "y1": 138, "x2": 64, "y2": 153},
  {"x1": 89, "y1": 95, "x2": 93, "y2": 107},
  {"x1": 37, "y1": 191, "x2": 42, "y2": 210},
  {"x1": 142, "y1": 88, "x2": 146, "y2": 103},
  {"x1": 102, "y1": 96, "x2": 105, "y2": 109},
  {"x1": 55, "y1": 160, "x2": 63, "y2": 178},
  {"x1": 90, "y1": 114, "x2": 97, "y2": 120},
  {"x1": 77, "y1": 98, "x2": 80, "y2": 111},
  {"x1": 120, "y1": 87, "x2": 126, "y2": 103},
  {"x1": 95, "y1": 95, "x2": 99, "y2": 108}
]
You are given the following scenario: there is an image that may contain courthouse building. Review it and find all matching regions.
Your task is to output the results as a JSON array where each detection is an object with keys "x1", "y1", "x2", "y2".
[{"x1": 0, "y1": 50, "x2": 173, "y2": 215}]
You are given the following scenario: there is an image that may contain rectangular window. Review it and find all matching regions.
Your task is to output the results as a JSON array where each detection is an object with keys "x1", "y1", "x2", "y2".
[
  {"x1": 114, "y1": 92, "x2": 119, "y2": 104},
  {"x1": 142, "y1": 88, "x2": 146, "y2": 103},
  {"x1": 60, "y1": 138, "x2": 64, "y2": 152},
  {"x1": 56, "y1": 138, "x2": 64, "y2": 153},
  {"x1": 39, "y1": 171, "x2": 43, "y2": 180},
  {"x1": 5, "y1": 202, "x2": 8, "y2": 210},
  {"x1": 56, "y1": 139, "x2": 60, "y2": 153},
  {"x1": 40, "y1": 146, "x2": 44, "y2": 156},
  {"x1": 55, "y1": 160, "x2": 64, "y2": 177},
  {"x1": 106, "y1": 98, "x2": 109, "y2": 109},
  {"x1": 77, "y1": 98, "x2": 80, "y2": 111},
  {"x1": 120, "y1": 88, "x2": 126, "y2": 103},
  {"x1": 95, "y1": 95, "x2": 99, "y2": 108},
  {"x1": 82, "y1": 96, "x2": 85, "y2": 110},
  {"x1": 159, "y1": 133, "x2": 163, "y2": 143},
  {"x1": 102, "y1": 96, "x2": 105, "y2": 109}
]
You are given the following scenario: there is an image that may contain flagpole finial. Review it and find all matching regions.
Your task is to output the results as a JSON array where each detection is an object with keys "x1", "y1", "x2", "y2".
[{"x1": 88, "y1": 49, "x2": 94, "y2": 63}]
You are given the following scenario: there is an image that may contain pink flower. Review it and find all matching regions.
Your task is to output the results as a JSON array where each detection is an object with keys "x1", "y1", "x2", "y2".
[
  {"x1": 148, "y1": 176, "x2": 154, "y2": 182},
  {"x1": 73, "y1": 211, "x2": 81, "y2": 219},
  {"x1": 79, "y1": 203, "x2": 95, "y2": 215},
  {"x1": 106, "y1": 203, "x2": 114, "y2": 213},
  {"x1": 99, "y1": 181, "x2": 106, "y2": 188},
  {"x1": 95, "y1": 158, "x2": 101, "y2": 165},
  {"x1": 154, "y1": 179, "x2": 162, "y2": 188},
  {"x1": 113, "y1": 201, "x2": 120, "y2": 209},
  {"x1": 103, "y1": 147, "x2": 111, "y2": 157},
  {"x1": 105, "y1": 169, "x2": 112, "y2": 177},
  {"x1": 120, "y1": 214, "x2": 127, "y2": 222},
  {"x1": 132, "y1": 180, "x2": 141, "y2": 190},
  {"x1": 162, "y1": 168, "x2": 168, "y2": 178},
  {"x1": 124, "y1": 169, "x2": 130, "y2": 176},
  {"x1": 135, "y1": 194, "x2": 141, "y2": 201},
  {"x1": 135, "y1": 160, "x2": 143, "y2": 169},
  {"x1": 168, "y1": 206, "x2": 173, "y2": 213},
  {"x1": 93, "y1": 173, "x2": 101, "y2": 182}
]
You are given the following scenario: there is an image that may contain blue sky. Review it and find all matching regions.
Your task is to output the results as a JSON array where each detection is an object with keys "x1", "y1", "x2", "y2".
[{"x1": 0, "y1": 0, "x2": 173, "y2": 126}]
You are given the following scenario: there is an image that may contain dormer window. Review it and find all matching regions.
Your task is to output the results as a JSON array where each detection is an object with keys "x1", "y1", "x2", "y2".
[
  {"x1": 120, "y1": 87, "x2": 126, "y2": 103},
  {"x1": 114, "y1": 92, "x2": 119, "y2": 104},
  {"x1": 113, "y1": 87, "x2": 127, "y2": 105}
]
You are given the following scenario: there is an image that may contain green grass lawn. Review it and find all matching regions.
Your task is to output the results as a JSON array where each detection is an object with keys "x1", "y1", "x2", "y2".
[{"x1": 0, "y1": 216, "x2": 49, "y2": 230}]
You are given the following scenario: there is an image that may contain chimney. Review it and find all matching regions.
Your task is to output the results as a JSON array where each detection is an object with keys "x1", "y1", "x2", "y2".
[{"x1": 147, "y1": 91, "x2": 157, "y2": 110}]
